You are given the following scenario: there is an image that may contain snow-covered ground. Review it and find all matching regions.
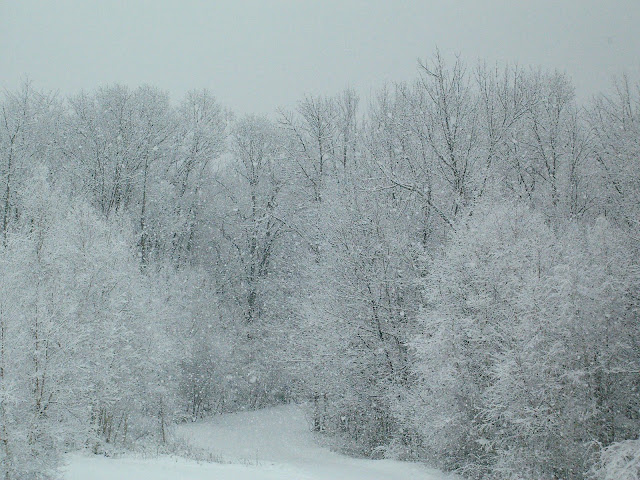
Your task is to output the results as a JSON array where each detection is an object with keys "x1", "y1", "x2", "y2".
[{"x1": 63, "y1": 404, "x2": 454, "y2": 480}]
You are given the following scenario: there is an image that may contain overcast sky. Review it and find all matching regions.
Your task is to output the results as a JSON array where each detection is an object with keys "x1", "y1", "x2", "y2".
[{"x1": 1, "y1": 1, "x2": 639, "y2": 114}]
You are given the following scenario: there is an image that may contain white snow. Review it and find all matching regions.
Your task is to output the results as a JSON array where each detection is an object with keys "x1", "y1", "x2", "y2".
[
  {"x1": 63, "y1": 454, "x2": 290, "y2": 480},
  {"x1": 63, "y1": 404, "x2": 454, "y2": 480}
]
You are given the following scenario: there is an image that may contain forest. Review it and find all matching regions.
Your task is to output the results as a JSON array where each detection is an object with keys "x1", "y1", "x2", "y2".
[{"x1": 0, "y1": 53, "x2": 639, "y2": 479}]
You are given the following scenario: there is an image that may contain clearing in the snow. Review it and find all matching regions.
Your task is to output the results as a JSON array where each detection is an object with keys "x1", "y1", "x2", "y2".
[{"x1": 63, "y1": 404, "x2": 454, "y2": 480}]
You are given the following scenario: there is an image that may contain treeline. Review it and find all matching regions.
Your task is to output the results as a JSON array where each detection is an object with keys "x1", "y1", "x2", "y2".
[{"x1": 0, "y1": 53, "x2": 638, "y2": 479}]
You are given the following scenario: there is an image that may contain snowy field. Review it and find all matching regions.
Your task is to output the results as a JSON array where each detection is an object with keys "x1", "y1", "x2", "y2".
[{"x1": 63, "y1": 405, "x2": 454, "y2": 480}]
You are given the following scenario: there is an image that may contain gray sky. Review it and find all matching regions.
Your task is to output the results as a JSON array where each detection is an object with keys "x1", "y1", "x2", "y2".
[{"x1": 1, "y1": 1, "x2": 639, "y2": 114}]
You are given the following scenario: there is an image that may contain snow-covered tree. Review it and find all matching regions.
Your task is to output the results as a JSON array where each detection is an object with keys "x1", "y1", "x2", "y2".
[{"x1": 407, "y1": 201, "x2": 640, "y2": 479}]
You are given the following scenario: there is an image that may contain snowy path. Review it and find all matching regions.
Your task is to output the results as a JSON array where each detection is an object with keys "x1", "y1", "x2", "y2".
[{"x1": 63, "y1": 404, "x2": 454, "y2": 480}]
